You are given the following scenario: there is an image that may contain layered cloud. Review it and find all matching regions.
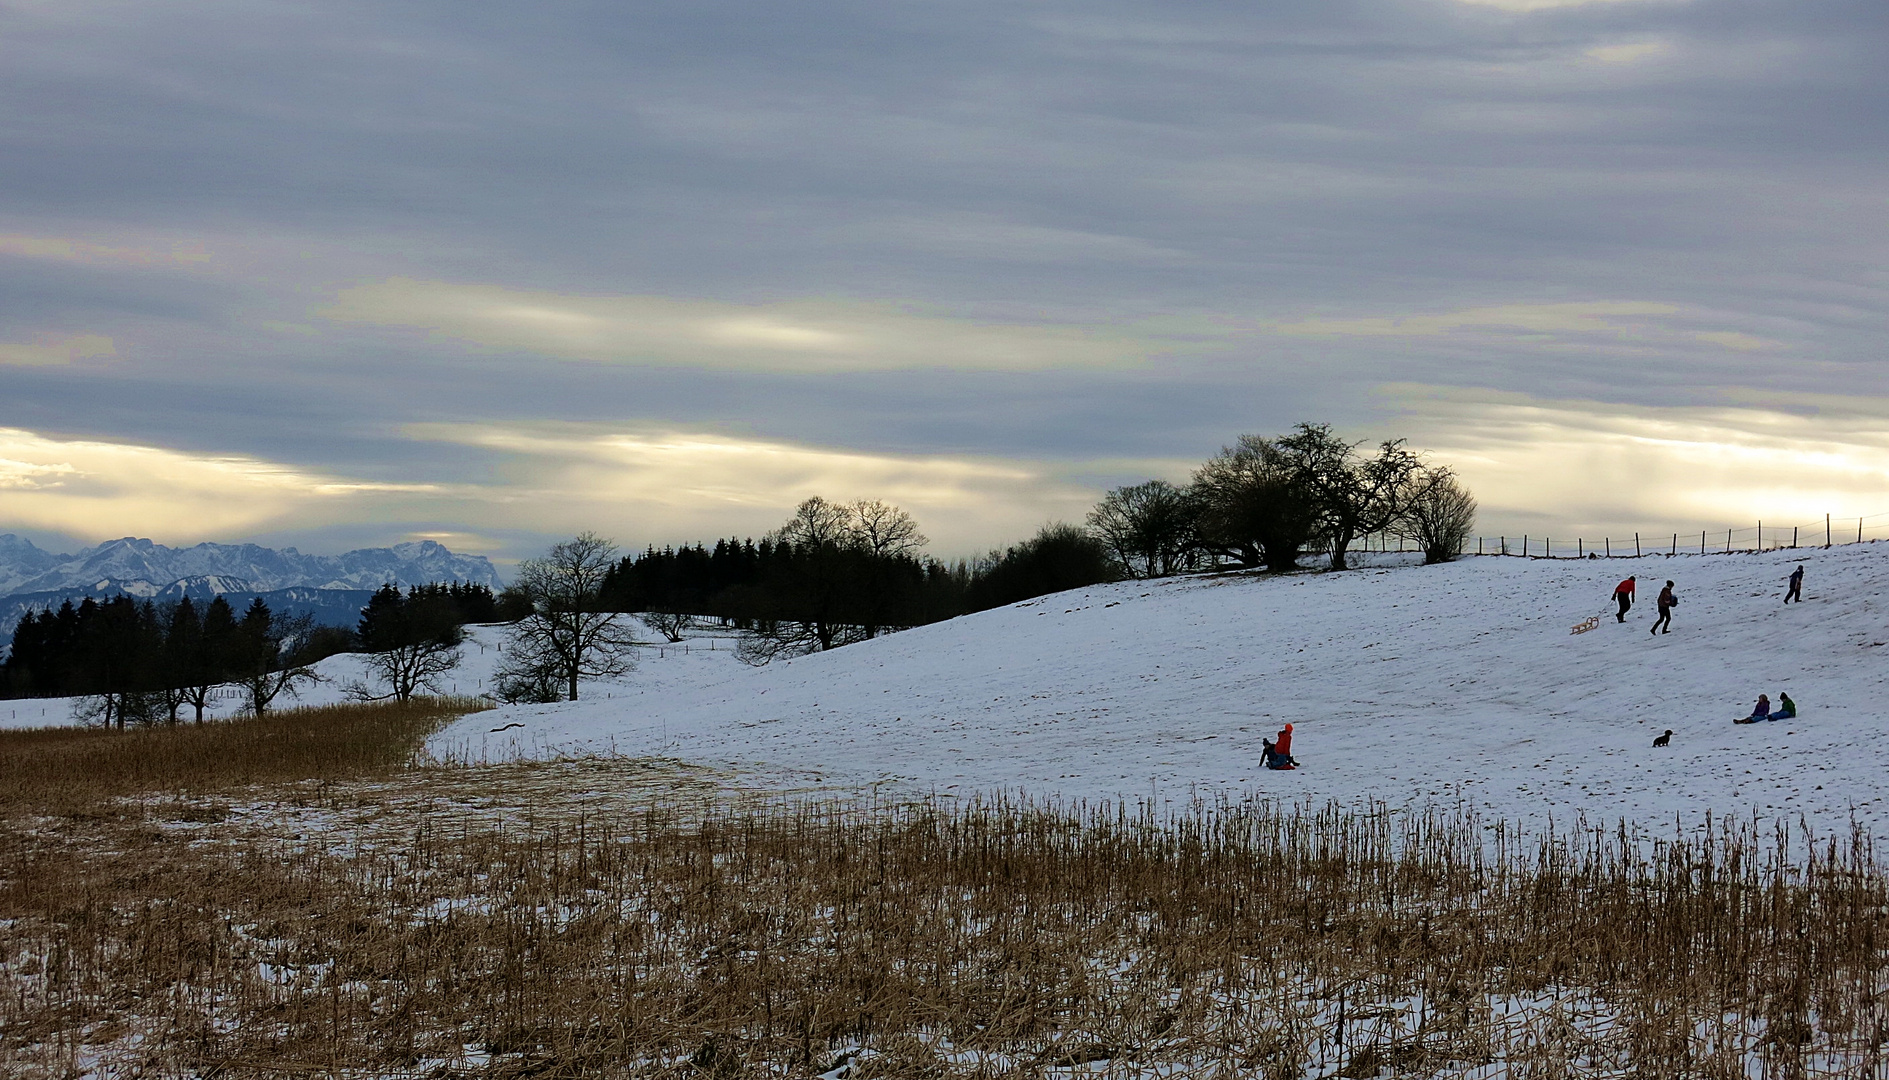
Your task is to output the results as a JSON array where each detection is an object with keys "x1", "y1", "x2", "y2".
[
  {"x1": 0, "y1": 0, "x2": 1883, "y2": 560},
  {"x1": 0, "y1": 422, "x2": 1100, "y2": 558},
  {"x1": 0, "y1": 333, "x2": 116, "y2": 367},
  {"x1": 1388, "y1": 386, "x2": 1889, "y2": 539},
  {"x1": 1269, "y1": 302, "x2": 1781, "y2": 354},
  {"x1": 0, "y1": 233, "x2": 209, "y2": 267},
  {"x1": 402, "y1": 423, "x2": 1099, "y2": 553},
  {"x1": 0, "y1": 428, "x2": 436, "y2": 541},
  {"x1": 324, "y1": 279, "x2": 1156, "y2": 373},
  {"x1": 1453, "y1": 0, "x2": 1670, "y2": 11}
]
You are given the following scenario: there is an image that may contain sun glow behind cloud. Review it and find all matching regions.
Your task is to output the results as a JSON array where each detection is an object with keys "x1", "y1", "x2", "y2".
[
  {"x1": 7, "y1": 402, "x2": 1886, "y2": 563},
  {"x1": 0, "y1": 428, "x2": 437, "y2": 542},
  {"x1": 1388, "y1": 387, "x2": 1889, "y2": 538},
  {"x1": 402, "y1": 423, "x2": 1099, "y2": 552}
]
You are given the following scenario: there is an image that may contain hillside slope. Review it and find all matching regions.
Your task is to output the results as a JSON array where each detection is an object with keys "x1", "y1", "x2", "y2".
[{"x1": 434, "y1": 543, "x2": 1889, "y2": 833}]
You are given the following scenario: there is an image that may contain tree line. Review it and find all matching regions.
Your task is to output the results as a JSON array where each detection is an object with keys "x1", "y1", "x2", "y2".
[
  {"x1": 489, "y1": 423, "x2": 1475, "y2": 697},
  {"x1": 0, "y1": 582, "x2": 509, "y2": 721},
  {"x1": 1089, "y1": 422, "x2": 1476, "y2": 577},
  {"x1": 590, "y1": 499, "x2": 1118, "y2": 663},
  {"x1": 1, "y1": 423, "x2": 1477, "y2": 713},
  {"x1": 595, "y1": 423, "x2": 1474, "y2": 642}
]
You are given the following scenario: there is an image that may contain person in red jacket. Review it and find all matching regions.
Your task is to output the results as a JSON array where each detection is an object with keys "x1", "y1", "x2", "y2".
[
  {"x1": 1613, "y1": 576, "x2": 1636, "y2": 622},
  {"x1": 1265, "y1": 723, "x2": 1297, "y2": 770}
]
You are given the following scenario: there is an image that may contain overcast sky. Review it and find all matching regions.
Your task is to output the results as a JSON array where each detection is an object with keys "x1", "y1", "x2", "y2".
[{"x1": 3, "y1": 0, "x2": 1886, "y2": 564}]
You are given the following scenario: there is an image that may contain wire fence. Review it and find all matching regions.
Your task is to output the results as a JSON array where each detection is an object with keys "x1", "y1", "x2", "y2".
[{"x1": 1432, "y1": 511, "x2": 1889, "y2": 560}]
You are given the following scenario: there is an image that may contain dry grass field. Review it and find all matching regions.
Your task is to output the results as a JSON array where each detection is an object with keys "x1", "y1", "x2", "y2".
[{"x1": 4, "y1": 700, "x2": 1889, "y2": 1078}]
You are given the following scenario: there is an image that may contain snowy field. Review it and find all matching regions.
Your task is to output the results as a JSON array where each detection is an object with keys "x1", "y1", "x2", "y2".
[
  {"x1": 9, "y1": 544, "x2": 1883, "y2": 836},
  {"x1": 429, "y1": 543, "x2": 1887, "y2": 835}
]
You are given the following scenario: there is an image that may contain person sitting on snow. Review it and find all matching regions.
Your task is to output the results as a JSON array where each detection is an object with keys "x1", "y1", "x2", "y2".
[
  {"x1": 1736, "y1": 694, "x2": 1770, "y2": 724},
  {"x1": 1265, "y1": 723, "x2": 1298, "y2": 770},
  {"x1": 1768, "y1": 692, "x2": 1796, "y2": 721}
]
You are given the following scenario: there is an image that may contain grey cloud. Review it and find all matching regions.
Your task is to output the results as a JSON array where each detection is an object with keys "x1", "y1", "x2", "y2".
[{"x1": 0, "y1": 0, "x2": 1885, "y2": 553}]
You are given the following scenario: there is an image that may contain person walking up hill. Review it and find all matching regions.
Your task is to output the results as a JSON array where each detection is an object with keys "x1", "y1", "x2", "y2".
[
  {"x1": 1613, "y1": 576, "x2": 1636, "y2": 623},
  {"x1": 1786, "y1": 564, "x2": 1804, "y2": 604},
  {"x1": 1651, "y1": 580, "x2": 1677, "y2": 635}
]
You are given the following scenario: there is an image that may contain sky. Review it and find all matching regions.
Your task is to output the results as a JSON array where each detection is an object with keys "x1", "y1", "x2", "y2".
[{"x1": 2, "y1": 0, "x2": 1886, "y2": 567}]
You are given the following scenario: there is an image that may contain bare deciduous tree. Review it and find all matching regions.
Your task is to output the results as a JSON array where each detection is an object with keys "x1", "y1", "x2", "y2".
[
  {"x1": 1190, "y1": 436, "x2": 1319, "y2": 572},
  {"x1": 1273, "y1": 423, "x2": 1421, "y2": 571},
  {"x1": 498, "y1": 533, "x2": 638, "y2": 701},
  {"x1": 493, "y1": 654, "x2": 565, "y2": 704},
  {"x1": 231, "y1": 603, "x2": 319, "y2": 717},
  {"x1": 775, "y1": 496, "x2": 855, "y2": 549},
  {"x1": 345, "y1": 585, "x2": 465, "y2": 702},
  {"x1": 1088, "y1": 480, "x2": 1196, "y2": 578},
  {"x1": 642, "y1": 610, "x2": 694, "y2": 643},
  {"x1": 1394, "y1": 467, "x2": 1478, "y2": 564},
  {"x1": 850, "y1": 498, "x2": 926, "y2": 557}
]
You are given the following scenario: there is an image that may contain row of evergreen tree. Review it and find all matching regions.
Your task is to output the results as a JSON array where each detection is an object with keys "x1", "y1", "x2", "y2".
[
  {"x1": 596, "y1": 497, "x2": 1123, "y2": 659},
  {"x1": 0, "y1": 582, "x2": 507, "y2": 714}
]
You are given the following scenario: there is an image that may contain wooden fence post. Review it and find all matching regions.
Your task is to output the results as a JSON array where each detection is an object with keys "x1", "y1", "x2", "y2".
[
  {"x1": 1578, "y1": 538, "x2": 1583, "y2": 558},
  {"x1": 1827, "y1": 513, "x2": 1832, "y2": 547},
  {"x1": 1727, "y1": 528, "x2": 1732, "y2": 552},
  {"x1": 1700, "y1": 531, "x2": 1705, "y2": 555},
  {"x1": 1605, "y1": 538, "x2": 1611, "y2": 557},
  {"x1": 1671, "y1": 533, "x2": 1677, "y2": 555},
  {"x1": 1523, "y1": 535, "x2": 1529, "y2": 557},
  {"x1": 1635, "y1": 533, "x2": 1641, "y2": 557},
  {"x1": 1792, "y1": 526, "x2": 1797, "y2": 548}
]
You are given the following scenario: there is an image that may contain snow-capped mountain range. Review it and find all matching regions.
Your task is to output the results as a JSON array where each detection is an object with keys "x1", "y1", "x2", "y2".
[
  {"x1": 0, "y1": 535, "x2": 500, "y2": 597},
  {"x1": 0, "y1": 535, "x2": 502, "y2": 647}
]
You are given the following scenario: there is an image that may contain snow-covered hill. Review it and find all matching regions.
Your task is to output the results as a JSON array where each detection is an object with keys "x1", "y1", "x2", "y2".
[{"x1": 433, "y1": 544, "x2": 1889, "y2": 834}]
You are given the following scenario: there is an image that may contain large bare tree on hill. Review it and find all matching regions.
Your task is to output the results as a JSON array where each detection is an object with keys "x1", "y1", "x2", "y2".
[
  {"x1": 1273, "y1": 423, "x2": 1421, "y2": 571},
  {"x1": 1189, "y1": 436, "x2": 1319, "y2": 572},
  {"x1": 1088, "y1": 480, "x2": 1195, "y2": 578},
  {"x1": 498, "y1": 533, "x2": 637, "y2": 701},
  {"x1": 1393, "y1": 467, "x2": 1477, "y2": 564}
]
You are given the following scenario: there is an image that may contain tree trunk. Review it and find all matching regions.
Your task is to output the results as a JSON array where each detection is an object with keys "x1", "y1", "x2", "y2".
[{"x1": 1329, "y1": 527, "x2": 1355, "y2": 571}]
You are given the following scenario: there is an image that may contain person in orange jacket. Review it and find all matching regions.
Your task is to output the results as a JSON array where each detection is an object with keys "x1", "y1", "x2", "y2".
[
  {"x1": 1613, "y1": 575, "x2": 1636, "y2": 622},
  {"x1": 1265, "y1": 723, "x2": 1297, "y2": 770}
]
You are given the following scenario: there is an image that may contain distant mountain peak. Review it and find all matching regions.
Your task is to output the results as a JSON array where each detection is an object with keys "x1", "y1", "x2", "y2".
[{"x1": 0, "y1": 535, "x2": 501, "y2": 599}]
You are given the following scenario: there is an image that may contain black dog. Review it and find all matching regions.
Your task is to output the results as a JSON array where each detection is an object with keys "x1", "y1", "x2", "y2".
[{"x1": 1652, "y1": 729, "x2": 1672, "y2": 747}]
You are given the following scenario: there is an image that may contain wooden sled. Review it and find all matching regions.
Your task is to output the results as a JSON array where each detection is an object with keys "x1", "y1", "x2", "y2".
[{"x1": 1570, "y1": 616, "x2": 1600, "y2": 635}]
